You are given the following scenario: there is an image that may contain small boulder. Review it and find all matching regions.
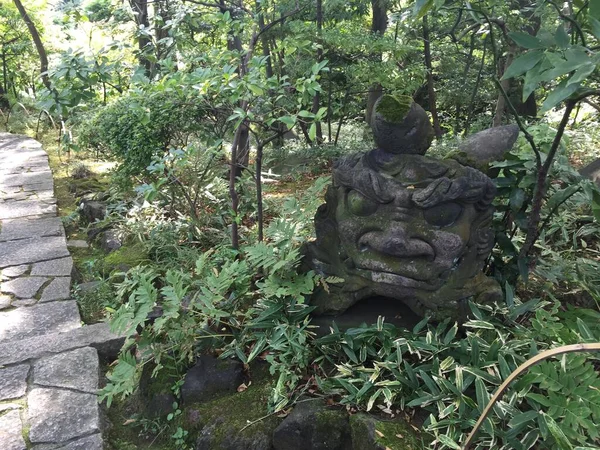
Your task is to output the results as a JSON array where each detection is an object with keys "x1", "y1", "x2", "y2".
[
  {"x1": 79, "y1": 199, "x2": 106, "y2": 224},
  {"x1": 580, "y1": 158, "x2": 600, "y2": 187},
  {"x1": 181, "y1": 355, "x2": 244, "y2": 404},
  {"x1": 272, "y1": 400, "x2": 351, "y2": 450},
  {"x1": 99, "y1": 230, "x2": 122, "y2": 253}
]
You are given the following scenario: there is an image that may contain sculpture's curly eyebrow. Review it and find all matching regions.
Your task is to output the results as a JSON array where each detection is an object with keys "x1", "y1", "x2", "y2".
[
  {"x1": 412, "y1": 171, "x2": 496, "y2": 210},
  {"x1": 333, "y1": 154, "x2": 496, "y2": 209}
]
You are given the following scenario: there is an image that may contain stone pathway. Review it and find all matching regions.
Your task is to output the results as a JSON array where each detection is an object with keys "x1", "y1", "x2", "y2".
[{"x1": 0, "y1": 133, "x2": 122, "y2": 450}]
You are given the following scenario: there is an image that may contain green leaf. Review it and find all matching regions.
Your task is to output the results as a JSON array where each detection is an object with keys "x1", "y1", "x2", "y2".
[
  {"x1": 413, "y1": 0, "x2": 434, "y2": 19},
  {"x1": 437, "y1": 435, "x2": 461, "y2": 450},
  {"x1": 591, "y1": 0, "x2": 600, "y2": 19},
  {"x1": 509, "y1": 32, "x2": 546, "y2": 49},
  {"x1": 576, "y1": 317, "x2": 595, "y2": 340},
  {"x1": 505, "y1": 282, "x2": 515, "y2": 307},
  {"x1": 589, "y1": 16, "x2": 600, "y2": 41},
  {"x1": 540, "y1": 79, "x2": 581, "y2": 114},
  {"x1": 555, "y1": 25, "x2": 570, "y2": 49},
  {"x1": 542, "y1": 413, "x2": 574, "y2": 449},
  {"x1": 279, "y1": 115, "x2": 296, "y2": 129},
  {"x1": 592, "y1": 190, "x2": 600, "y2": 222},
  {"x1": 567, "y1": 63, "x2": 596, "y2": 87},
  {"x1": 502, "y1": 50, "x2": 544, "y2": 80},
  {"x1": 309, "y1": 123, "x2": 317, "y2": 141},
  {"x1": 509, "y1": 410, "x2": 539, "y2": 428},
  {"x1": 247, "y1": 84, "x2": 264, "y2": 95},
  {"x1": 510, "y1": 188, "x2": 526, "y2": 211},
  {"x1": 297, "y1": 110, "x2": 314, "y2": 118}
]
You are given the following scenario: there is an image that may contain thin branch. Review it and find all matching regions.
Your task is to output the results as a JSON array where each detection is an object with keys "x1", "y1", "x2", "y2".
[
  {"x1": 464, "y1": 343, "x2": 600, "y2": 449},
  {"x1": 546, "y1": 0, "x2": 587, "y2": 47}
]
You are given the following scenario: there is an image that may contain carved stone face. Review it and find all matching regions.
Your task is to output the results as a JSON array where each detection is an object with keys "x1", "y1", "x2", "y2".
[
  {"x1": 304, "y1": 149, "x2": 500, "y2": 319},
  {"x1": 303, "y1": 96, "x2": 507, "y2": 320}
]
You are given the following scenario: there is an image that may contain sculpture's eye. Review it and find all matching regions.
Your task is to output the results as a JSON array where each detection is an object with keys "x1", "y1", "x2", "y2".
[
  {"x1": 347, "y1": 190, "x2": 378, "y2": 216},
  {"x1": 423, "y1": 202, "x2": 462, "y2": 227}
]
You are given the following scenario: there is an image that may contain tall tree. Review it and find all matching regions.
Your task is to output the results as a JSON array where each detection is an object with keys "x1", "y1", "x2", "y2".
[
  {"x1": 365, "y1": 0, "x2": 387, "y2": 125},
  {"x1": 130, "y1": 0, "x2": 152, "y2": 76},
  {"x1": 11, "y1": 0, "x2": 50, "y2": 91},
  {"x1": 423, "y1": 14, "x2": 442, "y2": 138}
]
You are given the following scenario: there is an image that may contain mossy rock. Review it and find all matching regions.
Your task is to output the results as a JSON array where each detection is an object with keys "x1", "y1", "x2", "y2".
[
  {"x1": 272, "y1": 399, "x2": 351, "y2": 450},
  {"x1": 101, "y1": 243, "x2": 149, "y2": 273},
  {"x1": 349, "y1": 413, "x2": 424, "y2": 450},
  {"x1": 186, "y1": 378, "x2": 281, "y2": 450}
]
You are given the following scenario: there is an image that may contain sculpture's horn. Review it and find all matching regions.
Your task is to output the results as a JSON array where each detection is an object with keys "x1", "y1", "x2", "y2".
[{"x1": 449, "y1": 124, "x2": 520, "y2": 175}]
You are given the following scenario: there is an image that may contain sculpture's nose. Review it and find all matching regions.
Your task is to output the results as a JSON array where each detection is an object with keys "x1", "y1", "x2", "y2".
[{"x1": 358, "y1": 229, "x2": 434, "y2": 259}]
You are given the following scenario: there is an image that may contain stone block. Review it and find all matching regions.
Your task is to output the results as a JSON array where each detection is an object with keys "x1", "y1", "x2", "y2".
[
  {"x1": 32, "y1": 433, "x2": 103, "y2": 450},
  {"x1": 0, "y1": 217, "x2": 63, "y2": 242},
  {"x1": 40, "y1": 277, "x2": 71, "y2": 302},
  {"x1": 1, "y1": 276, "x2": 48, "y2": 298},
  {"x1": 1, "y1": 265, "x2": 29, "y2": 278},
  {"x1": 0, "y1": 199, "x2": 56, "y2": 220},
  {"x1": 0, "y1": 364, "x2": 29, "y2": 400},
  {"x1": 31, "y1": 257, "x2": 73, "y2": 276},
  {"x1": 28, "y1": 388, "x2": 99, "y2": 444},
  {"x1": 0, "y1": 236, "x2": 69, "y2": 268},
  {"x1": 0, "y1": 323, "x2": 125, "y2": 366},
  {"x1": 0, "y1": 409, "x2": 26, "y2": 450},
  {"x1": 34, "y1": 347, "x2": 99, "y2": 394},
  {"x1": 0, "y1": 301, "x2": 81, "y2": 343}
]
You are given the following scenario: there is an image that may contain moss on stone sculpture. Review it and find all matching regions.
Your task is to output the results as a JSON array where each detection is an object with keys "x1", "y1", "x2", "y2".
[{"x1": 374, "y1": 94, "x2": 414, "y2": 123}]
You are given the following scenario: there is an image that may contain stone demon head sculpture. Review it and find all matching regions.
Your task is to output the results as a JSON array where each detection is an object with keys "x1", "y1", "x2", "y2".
[{"x1": 303, "y1": 95, "x2": 518, "y2": 320}]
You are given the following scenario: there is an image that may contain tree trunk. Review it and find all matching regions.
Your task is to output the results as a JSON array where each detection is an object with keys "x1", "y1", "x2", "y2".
[
  {"x1": 130, "y1": 0, "x2": 152, "y2": 76},
  {"x1": 423, "y1": 14, "x2": 442, "y2": 139},
  {"x1": 12, "y1": 0, "x2": 50, "y2": 91},
  {"x1": 493, "y1": 44, "x2": 516, "y2": 127},
  {"x1": 311, "y1": 0, "x2": 323, "y2": 143},
  {"x1": 365, "y1": 0, "x2": 387, "y2": 125}
]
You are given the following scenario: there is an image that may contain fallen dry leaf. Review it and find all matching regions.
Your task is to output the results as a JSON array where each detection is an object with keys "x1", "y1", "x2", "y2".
[
  {"x1": 375, "y1": 430, "x2": 385, "y2": 438},
  {"x1": 237, "y1": 383, "x2": 248, "y2": 392},
  {"x1": 123, "y1": 419, "x2": 136, "y2": 426},
  {"x1": 396, "y1": 433, "x2": 403, "y2": 438}
]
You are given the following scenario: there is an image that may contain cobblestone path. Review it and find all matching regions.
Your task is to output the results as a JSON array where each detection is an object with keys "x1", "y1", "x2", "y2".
[{"x1": 0, "y1": 133, "x2": 121, "y2": 450}]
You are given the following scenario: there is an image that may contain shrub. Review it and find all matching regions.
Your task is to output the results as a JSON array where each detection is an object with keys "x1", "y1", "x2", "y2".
[{"x1": 77, "y1": 88, "x2": 209, "y2": 177}]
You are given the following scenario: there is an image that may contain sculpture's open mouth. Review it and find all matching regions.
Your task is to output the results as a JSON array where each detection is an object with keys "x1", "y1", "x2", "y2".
[{"x1": 354, "y1": 267, "x2": 445, "y2": 290}]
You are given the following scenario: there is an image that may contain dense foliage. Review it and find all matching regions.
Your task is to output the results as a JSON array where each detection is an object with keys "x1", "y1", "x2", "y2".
[{"x1": 3, "y1": 0, "x2": 600, "y2": 448}]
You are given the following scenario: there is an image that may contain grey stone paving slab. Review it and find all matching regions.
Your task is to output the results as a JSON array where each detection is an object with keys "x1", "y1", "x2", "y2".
[
  {"x1": 31, "y1": 434, "x2": 103, "y2": 450},
  {"x1": 0, "y1": 276, "x2": 48, "y2": 298},
  {"x1": 0, "y1": 300, "x2": 81, "y2": 343},
  {"x1": 0, "y1": 295, "x2": 11, "y2": 310},
  {"x1": 0, "y1": 364, "x2": 29, "y2": 400},
  {"x1": 0, "y1": 409, "x2": 26, "y2": 450},
  {"x1": 1, "y1": 171, "x2": 53, "y2": 188},
  {"x1": 28, "y1": 388, "x2": 99, "y2": 444},
  {"x1": 0, "y1": 323, "x2": 124, "y2": 366},
  {"x1": 1, "y1": 265, "x2": 29, "y2": 278},
  {"x1": 34, "y1": 348, "x2": 99, "y2": 394},
  {"x1": 0, "y1": 236, "x2": 69, "y2": 268},
  {"x1": 0, "y1": 217, "x2": 63, "y2": 242},
  {"x1": 31, "y1": 258, "x2": 73, "y2": 276},
  {"x1": 40, "y1": 277, "x2": 71, "y2": 302},
  {"x1": 0, "y1": 199, "x2": 56, "y2": 220}
]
